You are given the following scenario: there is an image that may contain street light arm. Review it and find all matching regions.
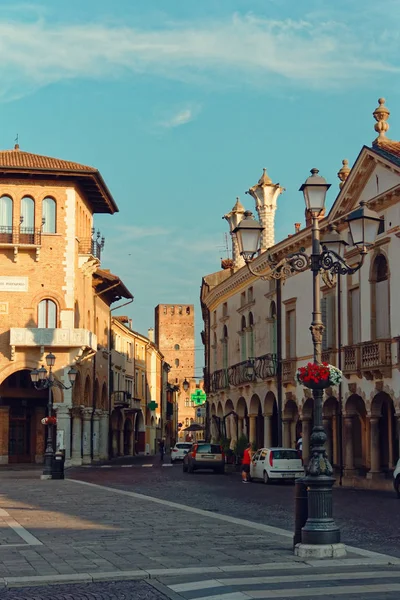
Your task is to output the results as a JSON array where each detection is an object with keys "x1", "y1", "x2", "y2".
[
  {"x1": 244, "y1": 251, "x2": 310, "y2": 281},
  {"x1": 319, "y1": 248, "x2": 366, "y2": 275},
  {"x1": 32, "y1": 379, "x2": 74, "y2": 391}
]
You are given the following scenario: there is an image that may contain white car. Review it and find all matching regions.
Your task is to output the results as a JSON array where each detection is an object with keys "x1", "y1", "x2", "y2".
[
  {"x1": 250, "y1": 447, "x2": 304, "y2": 484},
  {"x1": 393, "y1": 459, "x2": 400, "y2": 498},
  {"x1": 171, "y1": 442, "x2": 193, "y2": 463}
]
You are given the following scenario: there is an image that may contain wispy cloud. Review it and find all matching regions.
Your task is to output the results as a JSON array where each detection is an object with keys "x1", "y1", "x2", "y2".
[
  {"x1": 161, "y1": 108, "x2": 195, "y2": 129},
  {"x1": 110, "y1": 225, "x2": 172, "y2": 240},
  {"x1": 0, "y1": 11, "x2": 397, "y2": 100}
]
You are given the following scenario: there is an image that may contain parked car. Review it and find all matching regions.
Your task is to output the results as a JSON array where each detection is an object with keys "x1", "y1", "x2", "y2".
[
  {"x1": 393, "y1": 459, "x2": 400, "y2": 498},
  {"x1": 183, "y1": 442, "x2": 225, "y2": 474},
  {"x1": 171, "y1": 442, "x2": 193, "y2": 463},
  {"x1": 250, "y1": 447, "x2": 304, "y2": 483}
]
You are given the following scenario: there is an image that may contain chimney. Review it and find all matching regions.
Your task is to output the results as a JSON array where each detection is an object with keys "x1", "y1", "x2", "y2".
[
  {"x1": 295, "y1": 223, "x2": 301, "y2": 233},
  {"x1": 148, "y1": 328, "x2": 154, "y2": 342},
  {"x1": 223, "y1": 198, "x2": 246, "y2": 270},
  {"x1": 246, "y1": 168, "x2": 285, "y2": 251}
]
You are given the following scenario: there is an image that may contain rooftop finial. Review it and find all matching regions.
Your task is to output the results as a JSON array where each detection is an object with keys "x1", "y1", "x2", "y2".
[
  {"x1": 337, "y1": 159, "x2": 351, "y2": 189},
  {"x1": 14, "y1": 133, "x2": 19, "y2": 150},
  {"x1": 258, "y1": 167, "x2": 272, "y2": 186},
  {"x1": 373, "y1": 97, "x2": 390, "y2": 142}
]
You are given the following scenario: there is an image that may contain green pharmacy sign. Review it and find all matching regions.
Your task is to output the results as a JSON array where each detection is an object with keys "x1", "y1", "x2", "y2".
[
  {"x1": 190, "y1": 389, "x2": 207, "y2": 405},
  {"x1": 147, "y1": 401, "x2": 158, "y2": 411}
]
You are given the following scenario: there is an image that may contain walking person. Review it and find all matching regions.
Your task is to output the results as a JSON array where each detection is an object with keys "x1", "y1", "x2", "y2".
[
  {"x1": 241, "y1": 442, "x2": 252, "y2": 483},
  {"x1": 159, "y1": 438, "x2": 165, "y2": 462}
]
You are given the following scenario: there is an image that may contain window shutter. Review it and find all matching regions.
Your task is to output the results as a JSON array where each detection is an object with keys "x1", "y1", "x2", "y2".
[
  {"x1": 350, "y1": 288, "x2": 361, "y2": 344},
  {"x1": 289, "y1": 310, "x2": 296, "y2": 357},
  {"x1": 376, "y1": 280, "x2": 390, "y2": 338}
]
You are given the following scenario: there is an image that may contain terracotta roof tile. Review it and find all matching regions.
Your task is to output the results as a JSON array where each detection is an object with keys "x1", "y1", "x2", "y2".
[{"x1": 0, "y1": 146, "x2": 96, "y2": 172}]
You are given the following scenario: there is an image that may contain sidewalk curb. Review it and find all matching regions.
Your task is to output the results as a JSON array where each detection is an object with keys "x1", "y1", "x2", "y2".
[{"x1": 2, "y1": 558, "x2": 400, "y2": 588}]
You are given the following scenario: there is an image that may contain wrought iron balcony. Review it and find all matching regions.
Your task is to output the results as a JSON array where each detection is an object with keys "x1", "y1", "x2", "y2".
[
  {"x1": 78, "y1": 237, "x2": 104, "y2": 260},
  {"x1": 209, "y1": 353, "x2": 277, "y2": 392},
  {"x1": 0, "y1": 226, "x2": 41, "y2": 245}
]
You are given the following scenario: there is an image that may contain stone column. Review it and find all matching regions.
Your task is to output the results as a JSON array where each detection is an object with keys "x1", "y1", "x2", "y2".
[
  {"x1": 344, "y1": 416, "x2": 354, "y2": 474},
  {"x1": 82, "y1": 409, "x2": 92, "y2": 465},
  {"x1": 99, "y1": 411, "x2": 109, "y2": 460},
  {"x1": 263, "y1": 414, "x2": 272, "y2": 448},
  {"x1": 238, "y1": 417, "x2": 244, "y2": 438},
  {"x1": 369, "y1": 417, "x2": 381, "y2": 475},
  {"x1": 283, "y1": 419, "x2": 291, "y2": 448},
  {"x1": 119, "y1": 426, "x2": 124, "y2": 456},
  {"x1": 302, "y1": 418, "x2": 311, "y2": 463},
  {"x1": 249, "y1": 414, "x2": 257, "y2": 446},
  {"x1": 92, "y1": 410, "x2": 100, "y2": 462},
  {"x1": 54, "y1": 404, "x2": 71, "y2": 462},
  {"x1": 71, "y1": 409, "x2": 82, "y2": 466},
  {"x1": 397, "y1": 415, "x2": 400, "y2": 462},
  {"x1": 323, "y1": 417, "x2": 333, "y2": 464},
  {"x1": 225, "y1": 416, "x2": 231, "y2": 440}
]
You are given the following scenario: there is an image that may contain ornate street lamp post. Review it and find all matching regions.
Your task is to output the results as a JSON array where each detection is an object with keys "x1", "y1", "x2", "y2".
[
  {"x1": 30, "y1": 353, "x2": 77, "y2": 479},
  {"x1": 234, "y1": 168, "x2": 381, "y2": 555}
]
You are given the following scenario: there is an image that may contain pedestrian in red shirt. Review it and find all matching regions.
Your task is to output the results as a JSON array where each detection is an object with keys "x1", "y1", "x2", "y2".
[{"x1": 242, "y1": 443, "x2": 252, "y2": 483}]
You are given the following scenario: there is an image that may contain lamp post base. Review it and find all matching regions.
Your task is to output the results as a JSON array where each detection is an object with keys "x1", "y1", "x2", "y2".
[{"x1": 294, "y1": 543, "x2": 346, "y2": 559}]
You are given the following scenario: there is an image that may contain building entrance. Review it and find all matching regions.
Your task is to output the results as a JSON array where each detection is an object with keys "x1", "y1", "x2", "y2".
[{"x1": 0, "y1": 370, "x2": 47, "y2": 464}]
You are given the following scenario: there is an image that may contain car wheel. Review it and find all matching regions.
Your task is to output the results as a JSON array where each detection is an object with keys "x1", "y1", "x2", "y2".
[
  {"x1": 263, "y1": 470, "x2": 270, "y2": 485},
  {"x1": 395, "y1": 476, "x2": 400, "y2": 498}
]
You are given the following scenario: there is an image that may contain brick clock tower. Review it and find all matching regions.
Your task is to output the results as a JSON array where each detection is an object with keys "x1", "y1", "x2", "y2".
[{"x1": 155, "y1": 304, "x2": 195, "y2": 385}]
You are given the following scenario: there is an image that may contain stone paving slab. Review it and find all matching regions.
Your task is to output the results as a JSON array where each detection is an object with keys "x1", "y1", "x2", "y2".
[
  {"x1": 0, "y1": 580, "x2": 167, "y2": 599},
  {"x1": 0, "y1": 479, "x2": 297, "y2": 579}
]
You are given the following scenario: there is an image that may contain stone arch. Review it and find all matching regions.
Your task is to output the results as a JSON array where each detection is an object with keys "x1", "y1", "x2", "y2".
[
  {"x1": 223, "y1": 398, "x2": 236, "y2": 444},
  {"x1": 100, "y1": 383, "x2": 107, "y2": 411},
  {"x1": 345, "y1": 394, "x2": 367, "y2": 472},
  {"x1": 72, "y1": 370, "x2": 82, "y2": 407},
  {"x1": 249, "y1": 394, "x2": 263, "y2": 448},
  {"x1": 323, "y1": 396, "x2": 340, "y2": 466},
  {"x1": 264, "y1": 391, "x2": 278, "y2": 447},
  {"x1": 123, "y1": 417, "x2": 133, "y2": 455},
  {"x1": 216, "y1": 401, "x2": 223, "y2": 419},
  {"x1": 283, "y1": 397, "x2": 299, "y2": 449},
  {"x1": 236, "y1": 396, "x2": 248, "y2": 440},
  {"x1": 210, "y1": 402, "x2": 216, "y2": 416},
  {"x1": 370, "y1": 392, "x2": 398, "y2": 471},
  {"x1": 135, "y1": 410, "x2": 145, "y2": 454},
  {"x1": 94, "y1": 379, "x2": 100, "y2": 409},
  {"x1": 111, "y1": 409, "x2": 123, "y2": 457},
  {"x1": 83, "y1": 376, "x2": 91, "y2": 408}
]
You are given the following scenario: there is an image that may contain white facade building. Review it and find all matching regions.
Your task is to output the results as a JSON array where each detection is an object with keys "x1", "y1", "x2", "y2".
[{"x1": 201, "y1": 98, "x2": 400, "y2": 489}]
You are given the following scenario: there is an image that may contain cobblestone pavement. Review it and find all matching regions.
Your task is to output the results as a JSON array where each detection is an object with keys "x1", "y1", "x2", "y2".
[
  {"x1": 0, "y1": 580, "x2": 166, "y2": 599},
  {"x1": 69, "y1": 460, "x2": 400, "y2": 557}
]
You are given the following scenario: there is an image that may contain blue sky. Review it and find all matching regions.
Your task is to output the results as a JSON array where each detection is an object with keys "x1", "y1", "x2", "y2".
[{"x1": 1, "y1": 1, "x2": 399, "y2": 374}]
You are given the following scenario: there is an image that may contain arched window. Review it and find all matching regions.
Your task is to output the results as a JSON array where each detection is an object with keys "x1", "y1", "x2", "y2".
[
  {"x1": 21, "y1": 197, "x2": 34, "y2": 230},
  {"x1": 38, "y1": 299, "x2": 57, "y2": 328},
  {"x1": 174, "y1": 344, "x2": 180, "y2": 351},
  {"x1": 372, "y1": 254, "x2": 390, "y2": 339},
  {"x1": 248, "y1": 312, "x2": 255, "y2": 358},
  {"x1": 0, "y1": 195, "x2": 12, "y2": 227},
  {"x1": 240, "y1": 316, "x2": 247, "y2": 361},
  {"x1": 42, "y1": 197, "x2": 56, "y2": 233},
  {"x1": 175, "y1": 358, "x2": 180, "y2": 367}
]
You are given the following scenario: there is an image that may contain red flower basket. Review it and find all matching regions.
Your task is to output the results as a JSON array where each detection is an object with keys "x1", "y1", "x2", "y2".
[
  {"x1": 41, "y1": 416, "x2": 57, "y2": 426},
  {"x1": 296, "y1": 362, "x2": 331, "y2": 390}
]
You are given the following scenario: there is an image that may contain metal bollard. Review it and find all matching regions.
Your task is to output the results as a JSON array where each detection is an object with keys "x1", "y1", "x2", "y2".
[{"x1": 293, "y1": 478, "x2": 308, "y2": 549}]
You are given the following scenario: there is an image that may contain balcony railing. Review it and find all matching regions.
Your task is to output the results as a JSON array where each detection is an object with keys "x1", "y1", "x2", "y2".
[
  {"x1": 78, "y1": 238, "x2": 104, "y2": 260},
  {"x1": 0, "y1": 226, "x2": 41, "y2": 245},
  {"x1": 321, "y1": 349, "x2": 337, "y2": 366},
  {"x1": 10, "y1": 328, "x2": 97, "y2": 351},
  {"x1": 344, "y1": 340, "x2": 392, "y2": 379},
  {"x1": 209, "y1": 353, "x2": 277, "y2": 392}
]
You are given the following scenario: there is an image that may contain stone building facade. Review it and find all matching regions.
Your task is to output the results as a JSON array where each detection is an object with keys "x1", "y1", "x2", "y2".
[
  {"x1": 0, "y1": 144, "x2": 132, "y2": 466},
  {"x1": 110, "y1": 317, "x2": 166, "y2": 456},
  {"x1": 201, "y1": 99, "x2": 400, "y2": 489}
]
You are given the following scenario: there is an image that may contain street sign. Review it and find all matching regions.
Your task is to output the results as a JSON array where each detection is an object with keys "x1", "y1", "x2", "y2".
[
  {"x1": 191, "y1": 389, "x2": 207, "y2": 405},
  {"x1": 196, "y1": 406, "x2": 206, "y2": 418}
]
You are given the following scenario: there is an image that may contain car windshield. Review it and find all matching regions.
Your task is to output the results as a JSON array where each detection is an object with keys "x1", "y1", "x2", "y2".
[
  {"x1": 272, "y1": 450, "x2": 299, "y2": 460},
  {"x1": 176, "y1": 443, "x2": 192, "y2": 449},
  {"x1": 197, "y1": 444, "x2": 221, "y2": 454}
]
